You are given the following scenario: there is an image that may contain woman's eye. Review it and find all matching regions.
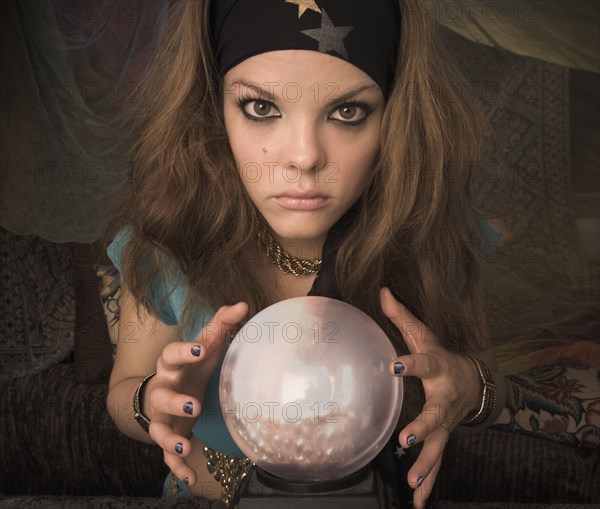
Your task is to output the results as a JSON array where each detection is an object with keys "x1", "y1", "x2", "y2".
[
  {"x1": 236, "y1": 98, "x2": 372, "y2": 125},
  {"x1": 330, "y1": 103, "x2": 370, "y2": 124},
  {"x1": 238, "y1": 99, "x2": 280, "y2": 120}
]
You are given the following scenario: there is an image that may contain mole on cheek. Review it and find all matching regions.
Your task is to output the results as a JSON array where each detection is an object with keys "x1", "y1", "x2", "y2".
[{"x1": 262, "y1": 147, "x2": 267, "y2": 153}]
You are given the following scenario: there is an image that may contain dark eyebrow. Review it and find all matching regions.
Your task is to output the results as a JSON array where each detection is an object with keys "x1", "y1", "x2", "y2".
[
  {"x1": 230, "y1": 80, "x2": 277, "y2": 100},
  {"x1": 332, "y1": 84, "x2": 379, "y2": 102},
  {"x1": 229, "y1": 80, "x2": 378, "y2": 103}
]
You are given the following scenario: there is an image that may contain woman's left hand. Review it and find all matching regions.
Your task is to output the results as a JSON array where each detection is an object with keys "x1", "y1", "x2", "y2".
[{"x1": 380, "y1": 287, "x2": 483, "y2": 509}]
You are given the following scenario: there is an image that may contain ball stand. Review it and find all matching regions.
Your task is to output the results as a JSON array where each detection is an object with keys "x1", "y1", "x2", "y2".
[{"x1": 229, "y1": 463, "x2": 401, "y2": 509}]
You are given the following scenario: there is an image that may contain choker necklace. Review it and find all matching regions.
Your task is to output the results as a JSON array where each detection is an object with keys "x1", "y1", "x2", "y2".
[{"x1": 255, "y1": 220, "x2": 321, "y2": 277}]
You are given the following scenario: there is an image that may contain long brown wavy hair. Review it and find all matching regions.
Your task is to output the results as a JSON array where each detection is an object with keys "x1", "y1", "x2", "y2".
[{"x1": 100, "y1": 0, "x2": 495, "y2": 423}]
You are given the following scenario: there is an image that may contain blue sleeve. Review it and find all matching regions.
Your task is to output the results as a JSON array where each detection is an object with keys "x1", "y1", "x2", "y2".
[
  {"x1": 478, "y1": 216, "x2": 502, "y2": 259},
  {"x1": 106, "y1": 227, "x2": 178, "y2": 326},
  {"x1": 453, "y1": 215, "x2": 502, "y2": 296}
]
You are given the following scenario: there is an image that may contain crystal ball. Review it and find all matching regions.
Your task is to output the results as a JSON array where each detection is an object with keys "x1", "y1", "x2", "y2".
[{"x1": 219, "y1": 296, "x2": 403, "y2": 482}]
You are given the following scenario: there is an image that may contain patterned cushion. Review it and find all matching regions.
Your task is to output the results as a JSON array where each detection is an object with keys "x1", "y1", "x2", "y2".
[{"x1": 0, "y1": 226, "x2": 75, "y2": 381}]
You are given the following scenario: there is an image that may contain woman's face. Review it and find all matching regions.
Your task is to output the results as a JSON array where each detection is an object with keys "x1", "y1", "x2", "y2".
[{"x1": 223, "y1": 49, "x2": 384, "y2": 257}]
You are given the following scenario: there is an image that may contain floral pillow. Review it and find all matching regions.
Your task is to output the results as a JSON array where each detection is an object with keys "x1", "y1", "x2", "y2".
[
  {"x1": 491, "y1": 338, "x2": 600, "y2": 449},
  {"x1": 493, "y1": 363, "x2": 600, "y2": 449}
]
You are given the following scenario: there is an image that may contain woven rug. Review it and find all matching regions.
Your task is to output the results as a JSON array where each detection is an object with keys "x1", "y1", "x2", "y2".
[
  {"x1": 0, "y1": 496, "x2": 596, "y2": 509},
  {"x1": 0, "y1": 496, "x2": 224, "y2": 509}
]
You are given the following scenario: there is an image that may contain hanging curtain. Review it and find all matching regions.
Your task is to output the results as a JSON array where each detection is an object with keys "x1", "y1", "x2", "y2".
[
  {"x1": 430, "y1": 0, "x2": 599, "y2": 72},
  {"x1": 0, "y1": 0, "x2": 598, "y2": 242},
  {"x1": 0, "y1": 0, "x2": 169, "y2": 242}
]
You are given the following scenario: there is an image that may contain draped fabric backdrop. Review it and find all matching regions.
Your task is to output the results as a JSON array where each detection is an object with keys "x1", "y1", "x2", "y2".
[
  {"x1": 1, "y1": 0, "x2": 169, "y2": 242},
  {"x1": 0, "y1": 0, "x2": 598, "y2": 242}
]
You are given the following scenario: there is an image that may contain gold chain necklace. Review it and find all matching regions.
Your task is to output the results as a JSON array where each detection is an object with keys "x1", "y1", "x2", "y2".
[{"x1": 255, "y1": 220, "x2": 322, "y2": 277}]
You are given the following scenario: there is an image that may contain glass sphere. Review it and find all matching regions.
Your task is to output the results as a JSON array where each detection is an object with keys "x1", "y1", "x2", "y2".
[{"x1": 219, "y1": 296, "x2": 403, "y2": 482}]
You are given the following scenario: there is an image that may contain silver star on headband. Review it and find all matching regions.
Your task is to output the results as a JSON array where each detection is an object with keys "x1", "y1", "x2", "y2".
[{"x1": 300, "y1": 8, "x2": 354, "y2": 60}]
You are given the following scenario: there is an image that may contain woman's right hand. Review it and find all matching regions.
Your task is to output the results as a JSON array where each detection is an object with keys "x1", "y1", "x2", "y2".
[{"x1": 145, "y1": 302, "x2": 249, "y2": 485}]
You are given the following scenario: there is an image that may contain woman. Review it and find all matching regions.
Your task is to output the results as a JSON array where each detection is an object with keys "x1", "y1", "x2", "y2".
[{"x1": 103, "y1": 1, "x2": 506, "y2": 507}]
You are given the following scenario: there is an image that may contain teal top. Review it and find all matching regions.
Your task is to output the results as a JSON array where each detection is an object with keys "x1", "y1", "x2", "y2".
[
  {"x1": 106, "y1": 216, "x2": 502, "y2": 459},
  {"x1": 107, "y1": 227, "x2": 245, "y2": 457}
]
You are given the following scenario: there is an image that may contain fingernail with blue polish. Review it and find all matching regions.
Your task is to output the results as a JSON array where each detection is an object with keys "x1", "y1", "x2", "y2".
[
  {"x1": 175, "y1": 442, "x2": 184, "y2": 454},
  {"x1": 191, "y1": 345, "x2": 201, "y2": 357},
  {"x1": 393, "y1": 362, "x2": 404, "y2": 375},
  {"x1": 183, "y1": 402, "x2": 193, "y2": 415},
  {"x1": 407, "y1": 434, "x2": 417, "y2": 447},
  {"x1": 416, "y1": 476, "x2": 424, "y2": 487},
  {"x1": 182, "y1": 477, "x2": 189, "y2": 485}
]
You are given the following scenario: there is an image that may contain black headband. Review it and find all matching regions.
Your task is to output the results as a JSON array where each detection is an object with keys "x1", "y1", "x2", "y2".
[{"x1": 209, "y1": 0, "x2": 401, "y2": 99}]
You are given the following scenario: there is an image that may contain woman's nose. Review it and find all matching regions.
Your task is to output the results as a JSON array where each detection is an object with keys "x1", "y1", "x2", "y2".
[{"x1": 282, "y1": 121, "x2": 324, "y2": 176}]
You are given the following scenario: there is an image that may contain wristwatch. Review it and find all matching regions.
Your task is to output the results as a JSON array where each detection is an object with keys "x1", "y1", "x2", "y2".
[
  {"x1": 133, "y1": 371, "x2": 156, "y2": 433},
  {"x1": 461, "y1": 354, "x2": 497, "y2": 427}
]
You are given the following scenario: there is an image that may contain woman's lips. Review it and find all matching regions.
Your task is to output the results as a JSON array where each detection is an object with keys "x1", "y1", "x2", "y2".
[{"x1": 274, "y1": 196, "x2": 330, "y2": 210}]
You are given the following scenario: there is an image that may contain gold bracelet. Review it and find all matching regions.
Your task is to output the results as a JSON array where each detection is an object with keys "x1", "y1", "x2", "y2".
[
  {"x1": 202, "y1": 445, "x2": 254, "y2": 505},
  {"x1": 461, "y1": 354, "x2": 497, "y2": 427},
  {"x1": 133, "y1": 371, "x2": 156, "y2": 433}
]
